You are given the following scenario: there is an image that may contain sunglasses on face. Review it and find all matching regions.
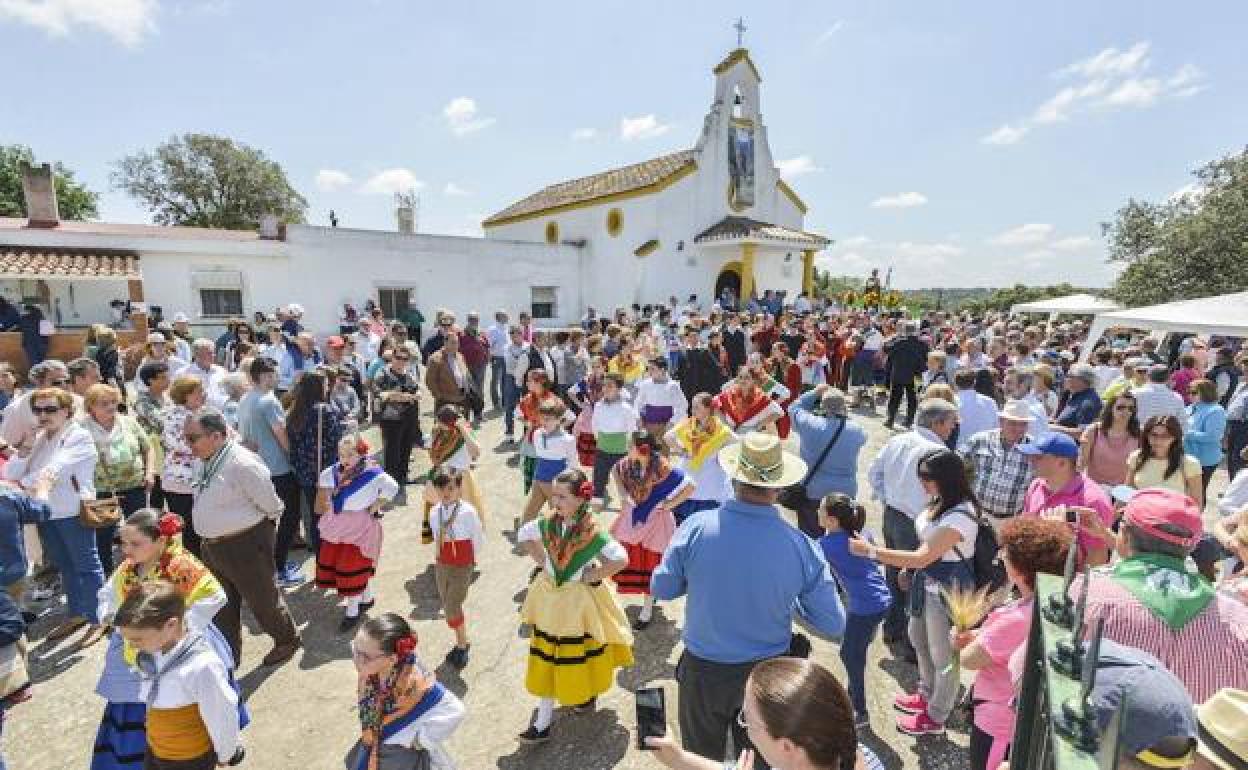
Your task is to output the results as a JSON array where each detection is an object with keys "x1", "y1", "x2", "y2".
[
  {"x1": 1113, "y1": 404, "x2": 1135, "y2": 412},
  {"x1": 32, "y1": 405, "x2": 63, "y2": 415},
  {"x1": 49, "y1": 378, "x2": 70, "y2": 387}
]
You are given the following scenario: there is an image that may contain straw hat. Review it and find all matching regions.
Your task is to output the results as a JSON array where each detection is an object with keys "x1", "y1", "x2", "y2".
[
  {"x1": 999, "y1": 399, "x2": 1037, "y2": 422},
  {"x1": 1196, "y1": 689, "x2": 1248, "y2": 770},
  {"x1": 717, "y1": 433, "x2": 808, "y2": 488}
]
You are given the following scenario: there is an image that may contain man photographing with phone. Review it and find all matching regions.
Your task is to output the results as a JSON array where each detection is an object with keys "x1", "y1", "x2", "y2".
[
  {"x1": 650, "y1": 434, "x2": 845, "y2": 769},
  {"x1": 1016, "y1": 432, "x2": 1116, "y2": 568}
]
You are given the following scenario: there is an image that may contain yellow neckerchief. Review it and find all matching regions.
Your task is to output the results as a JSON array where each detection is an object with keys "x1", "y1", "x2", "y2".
[
  {"x1": 113, "y1": 540, "x2": 221, "y2": 666},
  {"x1": 673, "y1": 415, "x2": 734, "y2": 472}
]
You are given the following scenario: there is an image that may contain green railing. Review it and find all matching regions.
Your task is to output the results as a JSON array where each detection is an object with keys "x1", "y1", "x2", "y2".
[{"x1": 1013, "y1": 556, "x2": 1129, "y2": 770}]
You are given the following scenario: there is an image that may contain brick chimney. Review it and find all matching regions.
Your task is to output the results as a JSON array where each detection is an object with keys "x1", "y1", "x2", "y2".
[{"x1": 20, "y1": 162, "x2": 60, "y2": 228}]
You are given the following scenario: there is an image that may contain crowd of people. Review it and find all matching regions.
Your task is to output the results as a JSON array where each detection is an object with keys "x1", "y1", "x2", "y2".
[{"x1": 0, "y1": 292, "x2": 1246, "y2": 770}]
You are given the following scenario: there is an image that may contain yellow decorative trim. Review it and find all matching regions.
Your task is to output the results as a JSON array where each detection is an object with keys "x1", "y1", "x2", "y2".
[
  {"x1": 730, "y1": 117, "x2": 755, "y2": 128},
  {"x1": 545, "y1": 221, "x2": 559, "y2": 244},
  {"x1": 713, "y1": 48, "x2": 763, "y2": 82},
  {"x1": 776, "y1": 179, "x2": 808, "y2": 215},
  {"x1": 634, "y1": 239, "x2": 659, "y2": 257},
  {"x1": 801, "y1": 249, "x2": 815, "y2": 294},
  {"x1": 740, "y1": 243, "x2": 756, "y2": 300},
  {"x1": 606, "y1": 208, "x2": 623, "y2": 237},
  {"x1": 483, "y1": 161, "x2": 697, "y2": 228}
]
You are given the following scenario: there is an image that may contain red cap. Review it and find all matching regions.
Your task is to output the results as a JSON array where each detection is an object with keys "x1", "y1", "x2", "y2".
[
  {"x1": 1123, "y1": 488, "x2": 1202, "y2": 548},
  {"x1": 326, "y1": 335, "x2": 345, "y2": 348}
]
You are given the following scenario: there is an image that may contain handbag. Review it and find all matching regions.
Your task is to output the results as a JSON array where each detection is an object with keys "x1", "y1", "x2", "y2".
[
  {"x1": 74, "y1": 475, "x2": 122, "y2": 529},
  {"x1": 778, "y1": 416, "x2": 847, "y2": 510}
]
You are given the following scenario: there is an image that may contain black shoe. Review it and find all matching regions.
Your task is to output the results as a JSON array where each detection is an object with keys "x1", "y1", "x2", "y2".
[
  {"x1": 339, "y1": 614, "x2": 363, "y2": 633},
  {"x1": 445, "y1": 645, "x2": 471, "y2": 669},
  {"x1": 632, "y1": 616, "x2": 652, "y2": 631},
  {"x1": 21, "y1": 610, "x2": 38, "y2": 625},
  {"x1": 518, "y1": 725, "x2": 551, "y2": 744},
  {"x1": 573, "y1": 697, "x2": 597, "y2": 714},
  {"x1": 358, "y1": 599, "x2": 376, "y2": 613}
]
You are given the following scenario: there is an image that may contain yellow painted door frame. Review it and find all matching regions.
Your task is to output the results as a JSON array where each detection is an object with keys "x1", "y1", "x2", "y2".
[
  {"x1": 801, "y1": 249, "x2": 815, "y2": 295},
  {"x1": 740, "y1": 243, "x2": 756, "y2": 300}
]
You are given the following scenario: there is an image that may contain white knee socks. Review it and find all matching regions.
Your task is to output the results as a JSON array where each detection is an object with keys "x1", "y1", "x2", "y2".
[
  {"x1": 639, "y1": 595, "x2": 655, "y2": 622},
  {"x1": 345, "y1": 586, "x2": 374, "y2": 618},
  {"x1": 534, "y1": 697, "x2": 555, "y2": 730}
]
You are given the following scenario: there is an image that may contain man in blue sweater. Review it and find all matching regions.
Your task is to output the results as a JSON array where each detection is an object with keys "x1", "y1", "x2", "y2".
[
  {"x1": 0, "y1": 474, "x2": 53, "y2": 613},
  {"x1": 652, "y1": 434, "x2": 846, "y2": 767}
]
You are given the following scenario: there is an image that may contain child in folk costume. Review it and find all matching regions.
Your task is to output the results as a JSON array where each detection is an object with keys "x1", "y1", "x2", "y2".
[
  {"x1": 516, "y1": 370, "x2": 560, "y2": 497},
  {"x1": 347, "y1": 613, "x2": 465, "y2": 770},
  {"x1": 632, "y1": 356, "x2": 687, "y2": 446},
  {"x1": 569, "y1": 355, "x2": 608, "y2": 467},
  {"x1": 93, "y1": 511, "x2": 244, "y2": 770},
  {"x1": 589, "y1": 373, "x2": 638, "y2": 510},
  {"x1": 664, "y1": 393, "x2": 737, "y2": 525},
  {"x1": 610, "y1": 432, "x2": 694, "y2": 629},
  {"x1": 517, "y1": 469, "x2": 634, "y2": 744},
  {"x1": 607, "y1": 335, "x2": 645, "y2": 387},
  {"x1": 422, "y1": 406, "x2": 484, "y2": 543},
  {"x1": 712, "y1": 366, "x2": 786, "y2": 436},
  {"x1": 428, "y1": 469, "x2": 485, "y2": 670},
  {"x1": 520, "y1": 402, "x2": 578, "y2": 527},
  {"x1": 316, "y1": 436, "x2": 400, "y2": 632},
  {"x1": 767, "y1": 342, "x2": 802, "y2": 439},
  {"x1": 115, "y1": 581, "x2": 243, "y2": 770},
  {"x1": 797, "y1": 338, "x2": 829, "y2": 392}
]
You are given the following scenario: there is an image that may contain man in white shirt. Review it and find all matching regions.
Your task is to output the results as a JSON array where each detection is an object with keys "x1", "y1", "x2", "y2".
[
  {"x1": 486, "y1": 310, "x2": 511, "y2": 413},
  {"x1": 1133, "y1": 364, "x2": 1186, "y2": 423},
  {"x1": 502, "y1": 326, "x2": 530, "y2": 443},
  {"x1": 792, "y1": 292, "x2": 812, "y2": 314},
  {"x1": 867, "y1": 398, "x2": 958, "y2": 657},
  {"x1": 184, "y1": 338, "x2": 228, "y2": 408},
  {"x1": 953, "y1": 368, "x2": 999, "y2": 450}
]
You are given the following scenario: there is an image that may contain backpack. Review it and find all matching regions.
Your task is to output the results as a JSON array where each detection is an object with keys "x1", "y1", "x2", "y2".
[{"x1": 952, "y1": 513, "x2": 1007, "y2": 592}]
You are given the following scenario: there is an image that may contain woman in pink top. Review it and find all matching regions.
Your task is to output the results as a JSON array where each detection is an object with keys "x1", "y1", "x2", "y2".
[
  {"x1": 952, "y1": 518, "x2": 1073, "y2": 770},
  {"x1": 1079, "y1": 392, "x2": 1140, "y2": 488}
]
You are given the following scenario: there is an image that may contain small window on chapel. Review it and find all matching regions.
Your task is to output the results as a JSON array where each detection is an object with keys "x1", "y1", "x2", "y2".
[
  {"x1": 606, "y1": 208, "x2": 623, "y2": 237},
  {"x1": 545, "y1": 221, "x2": 559, "y2": 244}
]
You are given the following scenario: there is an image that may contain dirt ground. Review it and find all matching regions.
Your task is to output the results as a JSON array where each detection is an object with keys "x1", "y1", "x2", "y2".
[{"x1": 5, "y1": 396, "x2": 1231, "y2": 770}]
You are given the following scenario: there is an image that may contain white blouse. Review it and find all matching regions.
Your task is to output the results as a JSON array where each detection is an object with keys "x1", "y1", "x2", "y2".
[
  {"x1": 517, "y1": 519, "x2": 626, "y2": 582},
  {"x1": 429, "y1": 502, "x2": 486, "y2": 554},
  {"x1": 139, "y1": 635, "x2": 239, "y2": 762},
  {"x1": 317, "y1": 465, "x2": 400, "y2": 510},
  {"x1": 384, "y1": 684, "x2": 466, "y2": 770}
]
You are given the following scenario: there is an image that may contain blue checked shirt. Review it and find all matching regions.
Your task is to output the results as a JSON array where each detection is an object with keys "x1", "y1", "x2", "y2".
[{"x1": 961, "y1": 429, "x2": 1034, "y2": 519}]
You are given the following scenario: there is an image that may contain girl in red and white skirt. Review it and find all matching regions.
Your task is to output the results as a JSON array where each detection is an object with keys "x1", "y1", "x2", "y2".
[
  {"x1": 316, "y1": 435, "x2": 400, "y2": 632},
  {"x1": 427, "y1": 468, "x2": 485, "y2": 669}
]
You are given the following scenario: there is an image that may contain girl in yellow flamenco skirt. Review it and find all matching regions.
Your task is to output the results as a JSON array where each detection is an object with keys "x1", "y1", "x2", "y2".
[{"x1": 515, "y1": 468, "x2": 634, "y2": 744}]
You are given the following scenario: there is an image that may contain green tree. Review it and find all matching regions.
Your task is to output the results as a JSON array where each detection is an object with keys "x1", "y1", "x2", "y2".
[
  {"x1": 0, "y1": 145, "x2": 99, "y2": 220},
  {"x1": 112, "y1": 133, "x2": 307, "y2": 229},
  {"x1": 813, "y1": 269, "x2": 865, "y2": 299},
  {"x1": 1103, "y1": 147, "x2": 1248, "y2": 306}
]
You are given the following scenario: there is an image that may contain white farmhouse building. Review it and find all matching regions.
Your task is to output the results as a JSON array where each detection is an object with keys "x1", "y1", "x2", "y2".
[
  {"x1": 0, "y1": 47, "x2": 828, "y2": 363},
  {"x1": 482, "y1": 47, "x2": 830, "y2": 311}
]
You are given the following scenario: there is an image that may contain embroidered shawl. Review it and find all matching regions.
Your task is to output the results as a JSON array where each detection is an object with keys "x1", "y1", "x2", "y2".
[{"x1": 538, "y1": 504, "x2": 608, "y2": 587}]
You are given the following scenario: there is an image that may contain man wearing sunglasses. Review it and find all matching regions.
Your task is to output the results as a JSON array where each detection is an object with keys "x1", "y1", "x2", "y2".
[{"x1": 0, "y1": 359, "x2": 72, "y2": 450}]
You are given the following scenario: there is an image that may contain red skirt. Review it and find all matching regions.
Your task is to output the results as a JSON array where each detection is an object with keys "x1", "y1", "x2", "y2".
[
  {"x1": 576, "y1": 433, "x2": 597, "y2": 467},
  {"x1": 611, "y1": 542, "x2": 662, "y2": 595},
  {"x1": 316, "y1": 541, "x2": 375, "y2": 596}
]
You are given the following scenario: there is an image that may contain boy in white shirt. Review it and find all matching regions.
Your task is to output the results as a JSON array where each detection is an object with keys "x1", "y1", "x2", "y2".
[
  {"x1": 521, "y1": 402, "x2": 579, "y2": 525},
  {"x1": 428, "y1": 469, "x2": 486, "y2": 669},
  {"x1": 633, "y1": 357, "x2": 688, "y2": 445},
  {"x1": 590, "y1": 373, "x2": 638, "y2": 510}
]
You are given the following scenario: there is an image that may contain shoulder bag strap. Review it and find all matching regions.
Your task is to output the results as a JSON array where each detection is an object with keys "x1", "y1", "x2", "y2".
[{"x1": 800, "y1": 416, "x2": 848, "y2": 486}]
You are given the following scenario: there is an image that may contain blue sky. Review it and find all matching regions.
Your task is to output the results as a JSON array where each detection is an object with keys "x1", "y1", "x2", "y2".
[{"x1": 2, "y1": 0, "x2": 1244, "y2": 288}]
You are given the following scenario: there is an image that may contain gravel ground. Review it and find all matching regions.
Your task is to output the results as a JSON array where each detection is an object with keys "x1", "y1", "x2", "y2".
[{"x1": 9, "y1": 395, "x2": 1227, "y2": 770}]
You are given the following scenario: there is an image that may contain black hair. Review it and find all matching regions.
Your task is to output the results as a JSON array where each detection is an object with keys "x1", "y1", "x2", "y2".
[
  {"x1": 916, "y1": 449, "x2": 978, "y2": 517},
  {"x1": 138, "y1": 361, "x2": 170, "y2": 387},
  {"x1": 629, "y1": 430, "x2": 660, "y2": 455},
  {"x1": 430, "y1": 467, "x2": 463, "y2": 488},
  {"x1": 822, "y1": 494, "x2": 867, "y2": 535},
  {"x1": 648, "y1": 356, "x2": 668, "y2": 371},
  {"x1": 115, "y1": 580, "x2": 185, "y2": 630},
  {"x1": 360, "y1": 612, "x2": 415, "y2": 655},
  {"x1": 123, "y1": 508, "x2": 181, "y2": 540}
]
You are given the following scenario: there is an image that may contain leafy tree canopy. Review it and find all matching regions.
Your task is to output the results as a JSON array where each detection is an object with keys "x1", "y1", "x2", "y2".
[
  {"x1": 1103, "y1": 146, "x2": 1248, "y2": 306},
  {"x1": 112, "y1": 133, "x2": 307, "y2": 230},
  {"x1": 0, "y1": 144, "x2": 99, "y2": 221}
]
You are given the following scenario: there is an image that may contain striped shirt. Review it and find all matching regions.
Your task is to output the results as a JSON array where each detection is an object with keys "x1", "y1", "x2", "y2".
[{"x1": 1076, "y1": 571, "x2": 1248, "y2": 703}]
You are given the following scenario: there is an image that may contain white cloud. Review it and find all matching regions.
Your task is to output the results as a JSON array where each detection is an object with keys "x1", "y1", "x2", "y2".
[
  {"x1": 620, "y1": 114, "x2": 671, "y2": 141},
  {"x1": 314, "y1": 169, "x2": 352, "y2": 192},
  {"x1": 1052, "y1": 235, "x2": 1094, "y2": 251},
  {"x1": 570, "y1": 127, "x2": 597, "y2": 141},
  {"x1": 360, "y1": 169, "x2": 424, "y2": 195},
  {"x1": 1023, "y1": 249, "x2": 1056, "y2": 262},
  {"x1": 814, "y1": 21, "x2": 844, "y2": 46},
  {"x1": 894, "y1": 241, "x2": 963, "y2": 260},
  {"x1": 840, "y1": 235, "x2": 872, "y2": 247},
  {"x1": 776, "y1": 155, "x2": 821, "y2": 179},
  {"x1": 0, "y1": 0, "x2": 157, "y2": 46},
  {"x1": 983, "y1": 41, "x2": 1204, "y2": 146},
  {"x1": 870, "y1": 191, "x2": 927, "y2": 209},
  {"x1": 442, "y1": 182, "x2": 469, "y2": 197},
  {"x1": 989, "y1": 223, "x2": 1054, "y2": 246},
  {"x1": 981, "y1": 123, "x2": 1028, "y2": 145},
  {"x1": 1167, "y1": 182, "x2": 1205, "y2": 203},
  {"x1": 443, "y1": 97, "x2": 496, "y2": 136}
]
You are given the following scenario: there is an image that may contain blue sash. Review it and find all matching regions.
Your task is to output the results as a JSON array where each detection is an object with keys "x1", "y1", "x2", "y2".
[
  {"x1": 332, "y1": 464, "x2": 384, "y2": 513},
  {"x1": 631, "y1": 468, "x2": 686, "y2": 527},
  {"x1": 352, "y1": 683, "x2": 446, "y2": 770}
]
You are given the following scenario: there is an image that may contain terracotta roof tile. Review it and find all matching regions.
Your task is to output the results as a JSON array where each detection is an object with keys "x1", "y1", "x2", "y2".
[
  {"x1": 0, "y1": 246, "x2": 141, "y2": 278},
  {"x1": 694, "y1": 216, "x2": 830, "y2": 248},
  {"x1": 0, "y1": 218, "x2": 261, "y2": 241},
  {"x1": 483, "y1": 149, "x2": 697, "y2": 226}
]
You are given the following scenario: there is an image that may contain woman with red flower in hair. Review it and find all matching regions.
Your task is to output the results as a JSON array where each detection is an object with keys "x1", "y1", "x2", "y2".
[
  {"x1": 516, "y1": 468, "x2": 634, "y2": 744},
  {"x1": 92, "y1": 509, "x2": 246, "y2": 770},
  {"x1": 315, "y1": 435, "x2": 400, "y2": 632},
  {"x1": 610, "y1": 431, "x2": 694, "y2": 630}
]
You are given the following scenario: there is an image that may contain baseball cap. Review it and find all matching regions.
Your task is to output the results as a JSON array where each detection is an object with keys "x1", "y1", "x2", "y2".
[
  {"x1": 326, "y1": 335, "x2": 345, "y2": 349},
  {"x1": 1122, "y1": 488, "x2": 1202, "y2": 549},
  {"x1": 1085, "y1": 640, "x2": 1197, "y2": 766},
  {"x1": 1196, "y1": 689, "x2": 1248, "y2": 770},
  {"x1": 1017, "y1": 432, "x2": 1080, "y2": 459}
]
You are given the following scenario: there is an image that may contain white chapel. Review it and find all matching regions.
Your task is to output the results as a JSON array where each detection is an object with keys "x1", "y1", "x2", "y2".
[{"x1": 482, "y1": 47, "x2": 830, "y2": 311}]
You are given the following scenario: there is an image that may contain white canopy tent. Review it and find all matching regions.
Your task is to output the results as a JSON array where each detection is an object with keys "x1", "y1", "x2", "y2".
[
  {"x1": 1079, "y1": 290, "x2": 1248, "y2": 362},
  {"x1": 1010, "y1": 293, "x2": 1122, "y2": 317}
]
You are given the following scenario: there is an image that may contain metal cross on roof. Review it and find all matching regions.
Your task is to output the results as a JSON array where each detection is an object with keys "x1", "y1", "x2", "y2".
[{"x1": 734, "y1": 17, "x2": 747, "y2": 47}]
